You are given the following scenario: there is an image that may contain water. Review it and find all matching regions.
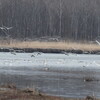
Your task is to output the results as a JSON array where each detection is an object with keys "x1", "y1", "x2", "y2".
[{"x1": 0, "y1": 52, "x2": 100, "y2": 98}]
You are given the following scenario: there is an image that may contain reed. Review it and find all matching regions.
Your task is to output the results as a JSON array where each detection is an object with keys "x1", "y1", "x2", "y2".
[{"x1": 0, "y1": 40, "x2": 100, "y2": 51}]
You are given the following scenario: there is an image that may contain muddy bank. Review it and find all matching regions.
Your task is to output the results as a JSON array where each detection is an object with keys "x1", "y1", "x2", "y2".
[
  {"x1": 0, "y1": 85, "x2": 78, "y2": 100},
  {"x1": 0, "y1": 84, "x2": 98, "y2": 100},
  {"x1": 0, "y1": 47, "x2": 100, "y2": 54}
]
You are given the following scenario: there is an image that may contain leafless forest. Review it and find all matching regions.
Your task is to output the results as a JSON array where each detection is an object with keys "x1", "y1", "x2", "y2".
[{"x1": 0, "y1": 0, "x2": 100, "y2": 41}]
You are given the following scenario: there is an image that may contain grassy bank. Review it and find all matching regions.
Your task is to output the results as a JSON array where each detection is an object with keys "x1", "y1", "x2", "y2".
[{"x1": 0, "y1": 41, "x2": 100, "y2": 51}]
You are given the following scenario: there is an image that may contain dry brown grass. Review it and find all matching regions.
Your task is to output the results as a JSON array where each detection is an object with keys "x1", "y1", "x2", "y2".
[{"x1": 0, "y1": 40, "x2": 100, "y2": 51}]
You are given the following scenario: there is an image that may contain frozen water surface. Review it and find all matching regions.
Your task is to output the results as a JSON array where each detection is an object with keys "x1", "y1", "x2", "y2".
[{"x1": 0, "y1": 52, "x2": 100, "y2": 98}]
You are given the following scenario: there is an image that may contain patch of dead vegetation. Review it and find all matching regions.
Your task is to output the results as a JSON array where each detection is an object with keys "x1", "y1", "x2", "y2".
[
  {"x1": 0, "y1": 84, "x2": 99, "y2": 100},
  {"x1": 0, "y1": 84, "x2": 67, "y2": 100},
  {"x1": 86, "y1": 96, "x2": 96, "y2": 100},
  {"x1": 83, "y1": 77, "x2": 99, "y2": 82},
  {"x1": 0, "y1": 41, "x2": 100, "y2": 51}
]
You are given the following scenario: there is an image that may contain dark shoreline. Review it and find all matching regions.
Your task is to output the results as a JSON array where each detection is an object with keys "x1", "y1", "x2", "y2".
[
  {"x1": 0, "y1": 85, "x2": 97, "y2": 100},
  {"x1": 0, "y1": 47, "x2": 100, "y2": 54}
]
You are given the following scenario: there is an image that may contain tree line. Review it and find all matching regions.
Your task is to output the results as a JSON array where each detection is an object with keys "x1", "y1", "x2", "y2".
[{"x1": 0, "y1": 0, "x2": 100, "y2": 41}]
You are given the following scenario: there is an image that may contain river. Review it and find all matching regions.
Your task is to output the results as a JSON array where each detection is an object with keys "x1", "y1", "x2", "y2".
[{"x1": 0, "y1": 52, "x2": 100, "y2": 98}]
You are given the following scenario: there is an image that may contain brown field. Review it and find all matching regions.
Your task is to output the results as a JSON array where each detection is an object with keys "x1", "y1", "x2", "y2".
[{"x1": 0, "y1": 40, "x2": 100, "y2": 51}]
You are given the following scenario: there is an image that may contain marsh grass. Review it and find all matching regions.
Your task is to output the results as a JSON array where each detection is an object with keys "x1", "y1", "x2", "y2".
[{"x1": 0, "y1": 40, "x2": 100, "y2": 51}]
